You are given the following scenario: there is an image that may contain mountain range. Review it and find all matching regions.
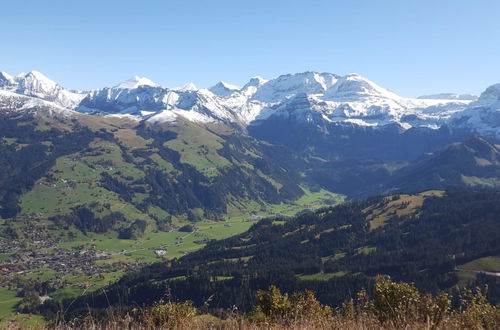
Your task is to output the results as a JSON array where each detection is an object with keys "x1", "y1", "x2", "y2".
[{"x1": 1, "y1": 70, "x2": 498, "y2": 138}]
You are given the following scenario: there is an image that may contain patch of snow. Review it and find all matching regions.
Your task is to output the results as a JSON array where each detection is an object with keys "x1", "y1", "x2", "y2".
[
  {"x1": 147, "y1": 108, "x2": 214, "y2": 124},
  {"x1": 104, "y1": 113, "x2": 141, "y2": 121},
  {"x1": 140, "y1": 110, "x2": 156, "y2": 116}
]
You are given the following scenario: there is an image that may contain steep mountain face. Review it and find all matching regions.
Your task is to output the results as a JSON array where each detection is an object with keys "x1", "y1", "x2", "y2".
[
  {"x1": 450, "y1": 84, "x2": 500, "y2": 138},
  {"x1": 249, "y1": 114, "x2": 467, "y2": 163},
  {"x1": 209, "y1": 81, "x2": 240, "y2": 97},
  {"x1": 0, "y1": 72, "x2": 15, "y2": 87}
]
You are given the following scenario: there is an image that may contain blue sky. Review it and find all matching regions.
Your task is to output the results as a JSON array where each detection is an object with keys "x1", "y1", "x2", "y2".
[{"x1": 2, "y1": 0, "x2": 499, "y2": 96}]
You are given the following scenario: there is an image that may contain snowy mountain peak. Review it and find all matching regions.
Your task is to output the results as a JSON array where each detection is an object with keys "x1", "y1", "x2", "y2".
[
  {"x1": 115, "y1": 76, "x2": 158, "y2": 89},
  {"x1": 17, "y1": 71, "x2": 60, "y2": 94},
  {"x1": 0, "y1": 70, "x2": 87, "y2": 109},
  {"x1": 0, "y1": 71, "x2": 13, "y2": 80},
  {"x1": 324, "y1": 73, "x2": 399, "y2": 100},
  {"x1": 0, "y1": 72, "x2": 14, "y2": 87},
  {"x1": 209, "y1": 81, "x2": 240, "y2": 97},
  {"x1": 450, "y1": 83, "x2": 500, "y2": 138},
  {"x1": 175, "y1": 82, "x2": 198, "y2": 91},
  {"x1": 473, "y1": 83, "x2": 500, "y2": 106},
  {"x1": 251, "y1": 71, "x2": 338, "y2": 102},
  {"x1": 25, "y1": 70, "x2": 52, "y2": 80},
  {"x1": 244, "y1": 76, "x2": 268, "y2": 88}
]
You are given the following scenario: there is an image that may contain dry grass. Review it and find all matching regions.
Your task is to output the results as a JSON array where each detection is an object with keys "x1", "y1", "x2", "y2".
[
  {"x1": 14, "y1": 313, "x2": 496, "y2": 330},
  {"x1": 364, "y1": 194, "x2": 424, "y2": 230}
]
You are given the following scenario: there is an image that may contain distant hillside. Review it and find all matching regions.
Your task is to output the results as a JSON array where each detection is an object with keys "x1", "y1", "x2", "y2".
[{"x1": 382, "y1": 136, "x2": 500, "y2": 194}]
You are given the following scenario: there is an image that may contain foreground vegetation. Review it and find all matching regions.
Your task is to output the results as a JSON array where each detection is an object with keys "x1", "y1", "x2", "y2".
[{"x1": 45, "y1": 277, "x2": 500, "y2": 329}]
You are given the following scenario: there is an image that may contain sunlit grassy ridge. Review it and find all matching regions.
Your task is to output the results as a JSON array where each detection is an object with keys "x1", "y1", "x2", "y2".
[{"x1": 164, "y1": 123, "x2": 231, "y2": 177}]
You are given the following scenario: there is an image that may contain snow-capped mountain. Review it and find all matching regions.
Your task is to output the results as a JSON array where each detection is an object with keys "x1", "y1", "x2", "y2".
[
  {"x1": 0, "y1": 72, "x2": 15, "y2": 87},
  {"x1": 114, "y1": 76, "x2": 158, "y2": 89},
  {"x1": 1, "y1": 70, "x2": 497, "y2": 137},
  {"x1": 0, "y1": 71, "x2": 86, "y2": 108},
  {"x1": 250, "y1": 72, "x2": 338, "y2": 103},
  {"x1": 78, "y1": 77, "x2": 238, "y2": 125},
  {"x1": 218, "y1": 72, "x2": 471, "y2": 129},
  {"x1": 450, "y1": 84, "x2": 500, "y2": 138},
  {"x1": 209, "y1": 81, "x2": 240, "y2": 97},
  {"x1": 0, "y1": 89, "x2": 73, "y2": 118}
]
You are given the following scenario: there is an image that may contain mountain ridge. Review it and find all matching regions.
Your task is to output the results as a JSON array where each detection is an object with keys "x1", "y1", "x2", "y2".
[{"x1": 2, "y1": 70, "x2": 492, "y2": 136}]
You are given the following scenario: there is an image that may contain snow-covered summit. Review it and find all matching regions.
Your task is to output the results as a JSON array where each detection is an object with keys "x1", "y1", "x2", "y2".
[
  {"x1": 175, "y1": 82, "x2": 198, "y2": 91},
  {"x1": 323, "y1": 73, "x2": 399, "y2": 100},
  {"x1": 449, "y1": 84, "x2": 500, "y2": 138},
  {"x1": 243, "y1": 76, "x2": 268, "y2": 88},
  {"x1": 115, "y1": 76, "x2": 158, "y2": 89},
  {"x1": 251, "y1": 72, "x2": 338, "y2": 103},
  {"x1": 471, "y1": 84, "x2": 500, "y2": 106},
  {"x1": 17, "y1": 71, "x2": 61, "y2": 96},
  {"x1": 0, "y1": 72, "x2": 15, "y2": 87},
  {"x1": 0, "y1": 71, "x2": 86, "y2": 108},
  {"x1": 209, "y1": 81, "x2": 240, "y2": 97},
  {"x1": 220, "y1": 72, "x2": 471, "y2": 128}
]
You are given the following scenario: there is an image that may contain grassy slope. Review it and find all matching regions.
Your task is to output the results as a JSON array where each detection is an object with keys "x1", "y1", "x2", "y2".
[
  {"x1": 458, "y1": 256, "x2": 500, "y2": 273},
  {"x1": 0, "y1": 289, "x2": 20, "y2": 318},
  {"x1": 164, "y1": 122, "x2": 231, "y2": 177},
  {"x1": 364, "y1": 190, "x2": 444, "y2": 230}
]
